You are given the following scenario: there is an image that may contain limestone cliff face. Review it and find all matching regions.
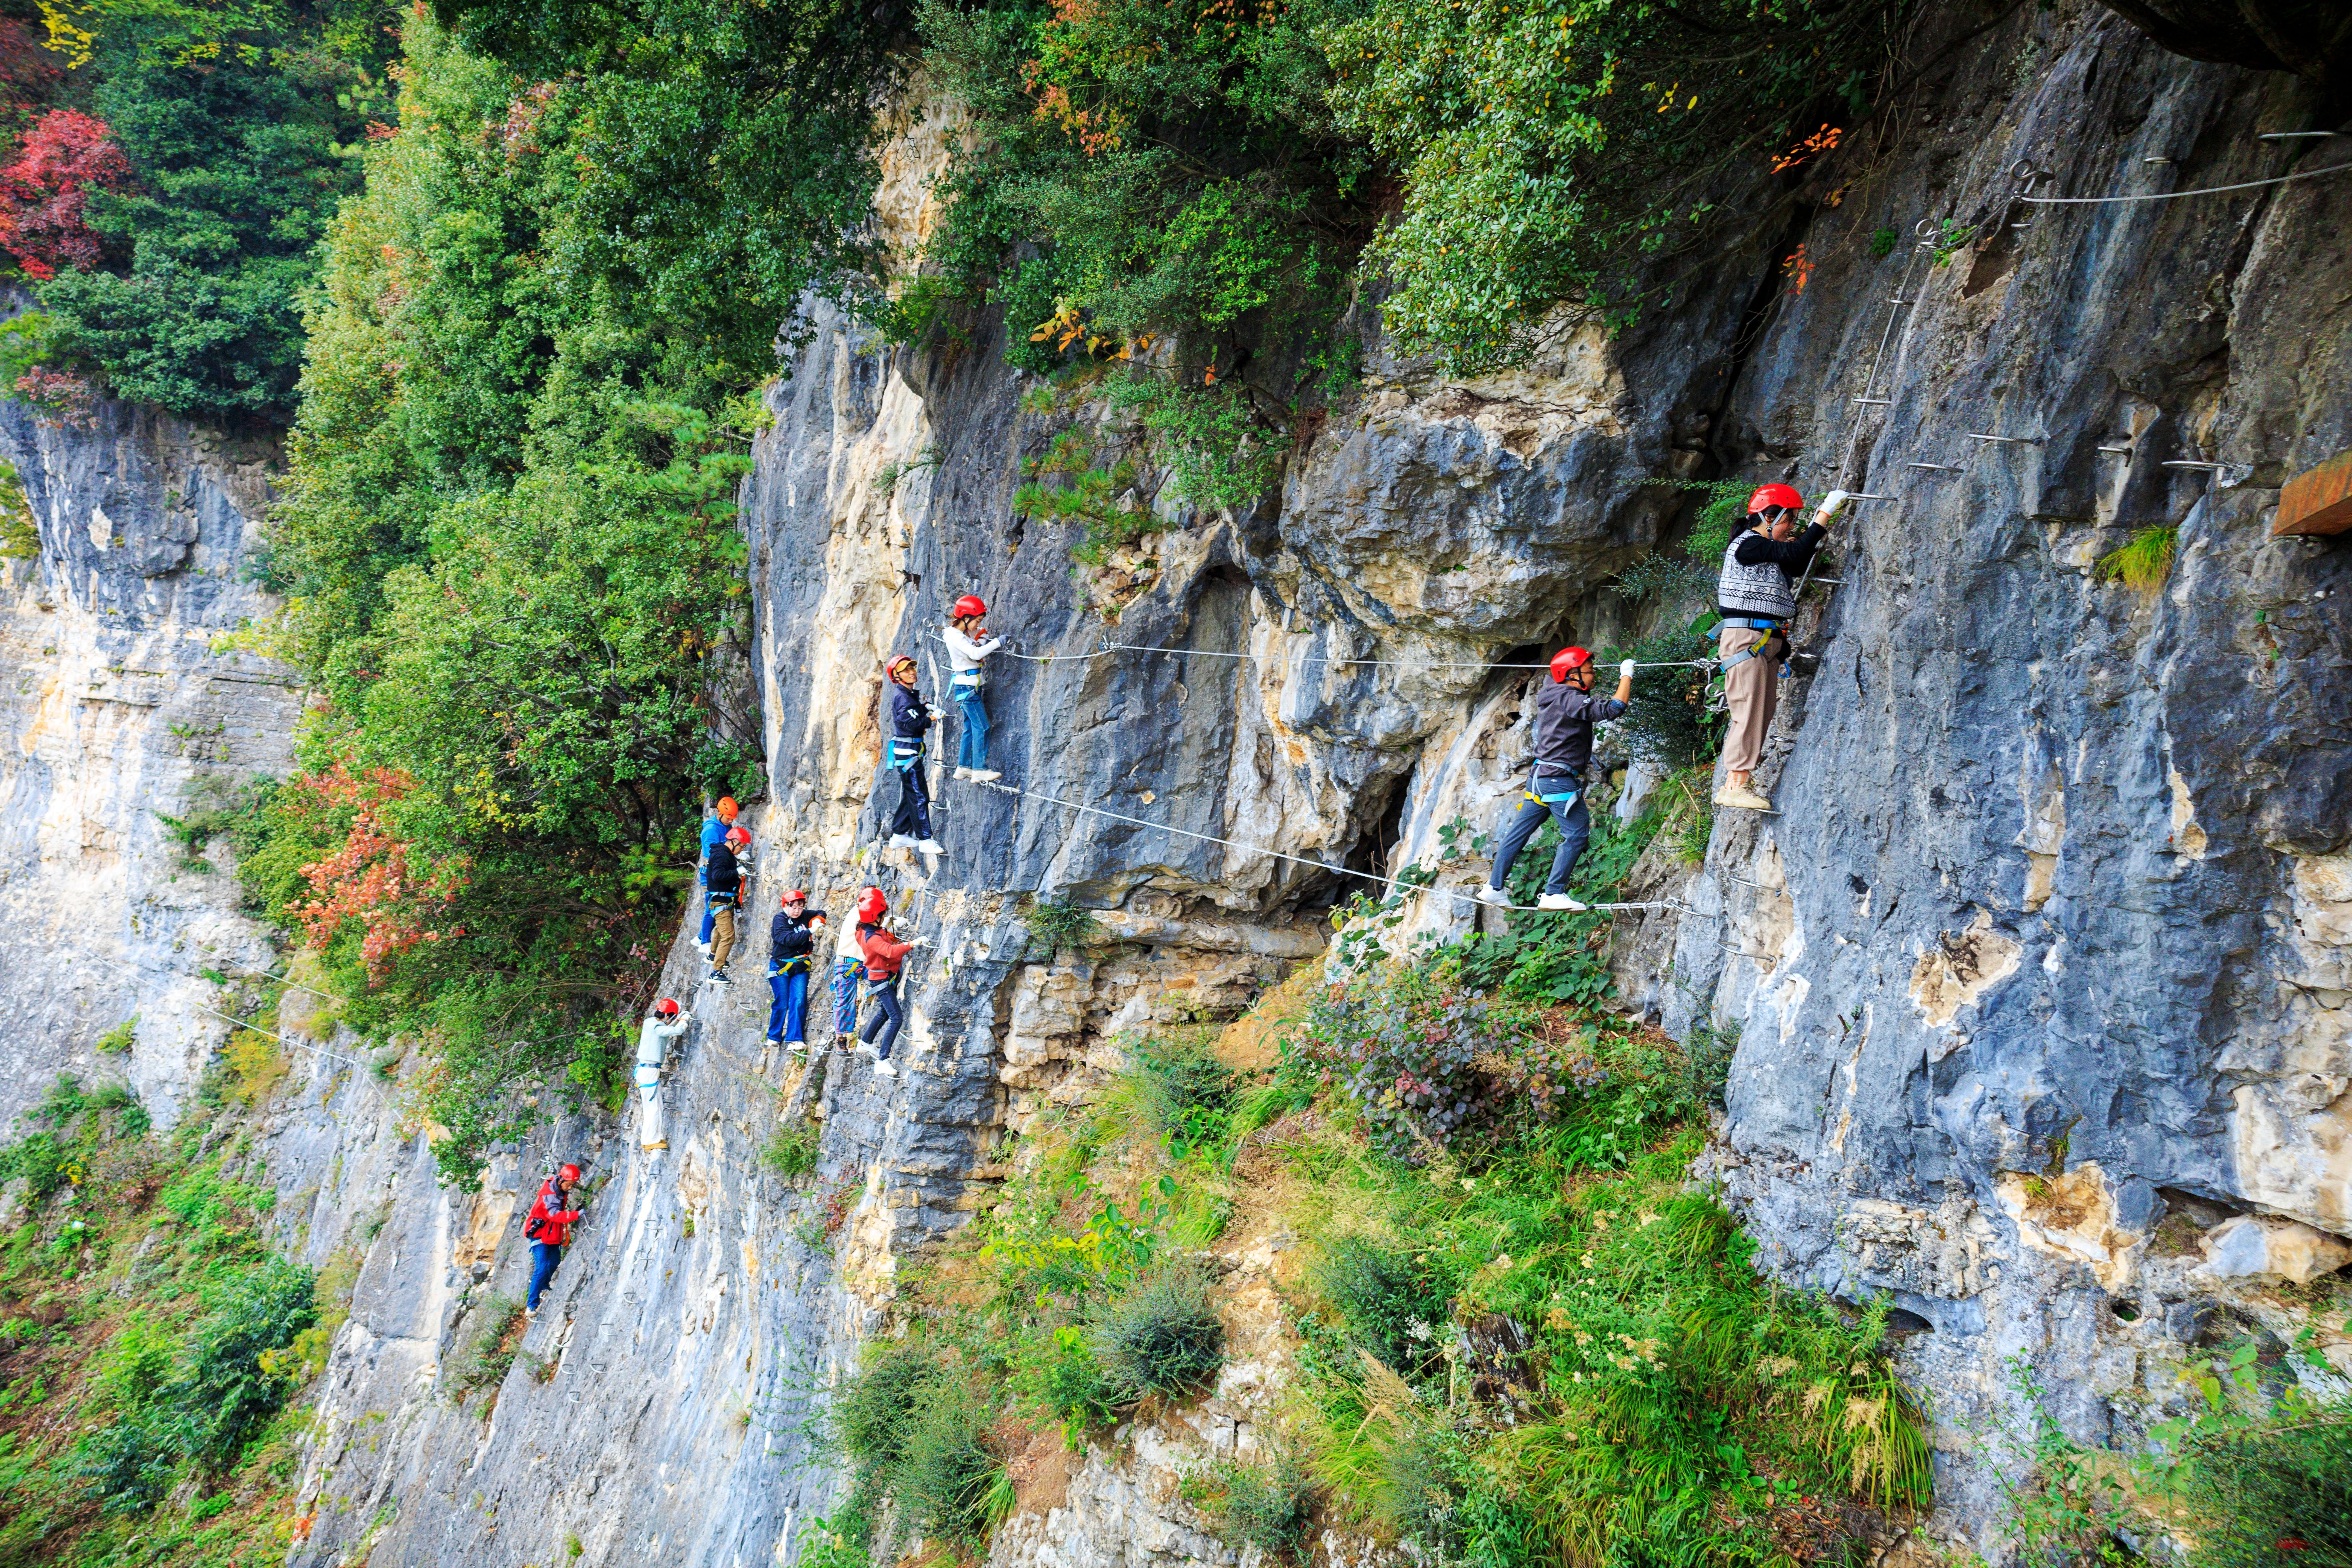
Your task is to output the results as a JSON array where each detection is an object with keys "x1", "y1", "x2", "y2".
[
  {"x1": 146, "y1": 3, "x2": 2352, "y2": 1565},
  {"x1": 0, "y1": 395, "x2": 301, "y2": 1131}
]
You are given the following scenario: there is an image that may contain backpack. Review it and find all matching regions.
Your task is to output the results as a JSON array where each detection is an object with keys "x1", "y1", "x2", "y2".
[{"x1": 524, "y1": 1181, "x2": 559, "y2": 1242}]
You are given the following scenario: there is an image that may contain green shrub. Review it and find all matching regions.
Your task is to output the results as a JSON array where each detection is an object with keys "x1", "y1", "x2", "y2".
[
  {"x1": 182, "y1": 1256, "x2": 317, "y2": 1460},
  {"x1": 1021, "y1": 894, "x2": 1104, "y2": 961},
  {"x1": 1123, "y1": 1037, "x2": 1238, "y2": 1155},
  {"x1": 0, "y1": 459, "x2": 38, "y2": 561},
  {"x1": 94, "y1": 1018, "x2": 137, "y2": 1056},
  {"x1": 1093, "y1": 1267, "x2": 1224, "y2": 1403},
  {"x1": 1015, "y1": 1324, "x2": 1115, "y2": 1437},
  {"x1": 893, "y1": 1380, "x2": 1013, "y2": 1548},
  {"x1": 1609, "y1": 619, "x2": 1726, "y2": 771},
  {"x1": 762, "y1": 1122, "x2": 821, "y2": 1180},
  {"x1": 449, "y1": 1298, "x2": 525, "y2": 1405},
  {"x1": 1310, "y1": 1237, "x2": 1455, "y2": 1381},
  {"x1": 1184, "y1": 1445, "x2": 1318, "y2": 1557},
  {"x1": 833, "y1": 1341, "x2": 952, "y2": 1471},
  {"x1": 2100, "y1": 525, "x2": 2177, "y2": 593}
]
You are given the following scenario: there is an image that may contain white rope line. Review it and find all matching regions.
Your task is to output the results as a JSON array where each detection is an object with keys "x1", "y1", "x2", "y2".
[
  {"x1": 189, "y1": 1003, "x2": 377, "y2": 1072},
  {"x1": 969, "y1": 778, "x2": 1684, "y2": 916},
  {"x1": 1094, "y1": 641, "x2": 1710, "y2": 672},
  {"x1": 2020, "y1": 158, "x2": 2352, "y2": 205}
]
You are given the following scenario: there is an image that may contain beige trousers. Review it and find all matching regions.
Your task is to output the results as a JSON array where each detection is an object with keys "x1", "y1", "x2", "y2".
[
  {"x1": 710, "y1": 903, "x2": 738, "y2": 970},
  {"x1": 1718, "y1": 623, "x2": 1784, "y2": 775}
]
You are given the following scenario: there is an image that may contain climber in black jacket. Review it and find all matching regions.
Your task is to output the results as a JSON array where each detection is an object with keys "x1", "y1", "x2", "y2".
[
  {"x1": 1478, "y1": 646, "x2": 1634, "y2": 913},
  {"x1": 767, "y1": 890, "x2": 825, "y2": 1050},
  {"x1": 881, "y1": 655, "x2": 942, "y2": 861}
]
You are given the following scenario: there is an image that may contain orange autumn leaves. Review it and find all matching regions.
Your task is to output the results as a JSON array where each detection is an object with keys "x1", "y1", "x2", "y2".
[{"x1": 288, "y1": 762, "x2": 469, "y2": 983}]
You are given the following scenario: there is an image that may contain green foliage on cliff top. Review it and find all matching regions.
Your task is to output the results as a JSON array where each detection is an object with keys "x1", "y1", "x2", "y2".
[
  {"x1": 241, "y1": 5, "x2": 885, "y2": 1185},
  {"x1": 0, "y1": 1073, "x2": 336, "y2": 1568}
]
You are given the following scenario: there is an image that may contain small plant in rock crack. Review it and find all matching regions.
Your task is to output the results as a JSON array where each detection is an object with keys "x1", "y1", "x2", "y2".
[
  {"x1": 1435, "y1": 813, "x2": 1488, "y2": 862},
  {"x1": 1021, "y1": 894, "x2": 1103, "y2": 962},
  {"x1": 1183, "y1": 1441, "x2": 1319, "y2": 1558},
  {"x1": 450, "y1": 1298, "x2": 525, "y2": 1403},
  {"x1": 2099, "y1": 525, "x2": 2176, "y2": 594},
  {"x1": 762, "y1": 1121, "x2": 820, "y2": 1180}
]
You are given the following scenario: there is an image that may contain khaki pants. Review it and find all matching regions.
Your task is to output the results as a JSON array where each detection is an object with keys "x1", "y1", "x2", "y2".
[
  {"x1": 710, "y1": 902, "x2": 738, "y2": 970},
  {"x1": 1718, "y1": 623, "x2": 1783, "y2": 775}
]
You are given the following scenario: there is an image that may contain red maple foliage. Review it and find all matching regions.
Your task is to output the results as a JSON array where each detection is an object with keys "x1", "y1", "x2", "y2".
[
  {"x1": 0, "y1": 108, "x2": 132, "y2": 280},
  {"x1": 288, "y1": 762, "x2": 469, "y2": 983}
]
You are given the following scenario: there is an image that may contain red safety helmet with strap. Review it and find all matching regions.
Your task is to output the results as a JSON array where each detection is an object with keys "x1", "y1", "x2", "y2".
[
  {"x1": 558, "y1": 1163, "x2": 581, "y2": 1183},
  {"x1": 856, "y1": 886, "x2": 888, "y2": 922},
  {"x1": 782, "y1": 888, "x2": 807, "y2": 905},
  {"x1": 1746, "y1": 483, "x2": 1803, "y2": 516},
  {"x1": 726, "y1": 825, "x2": 750, "y2": 847},
  {"x1": 654, "y1": 997, "x2": 679, "y2": 1018},
  {"x1": 951, "y1": 594, "x2": 987, "y2": 619},
  {"x1": 1549, "y1": 646, "x2": 1594, "y2": 683}
]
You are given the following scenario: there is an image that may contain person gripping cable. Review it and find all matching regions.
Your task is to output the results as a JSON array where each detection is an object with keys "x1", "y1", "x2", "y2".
[
  {"x1": 1477, "y1": 648, "x2": 1634, "y2": 912},
  {"x1": 1713, "y1": 485, "x2": 1849, "y2": 811},
  {"x1": 634, "y1": 998, "x2": 692, "y2": 1153},
  {"x1": 767, "y1": 890, "x2": 825, "y2": 1050},
  {"x1": 942, "y1": 595, "x2": 1005, "y2": 783}
]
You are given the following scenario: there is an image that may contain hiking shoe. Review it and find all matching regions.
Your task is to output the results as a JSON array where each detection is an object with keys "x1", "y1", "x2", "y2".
[
  {"x1": 708, "y1": 970, "x2": 732, "y2": 987},
  {"x1": 968, "y1": 769, "x2": 1001, "y2": 784},
  {"x1": 874, "y1": 1059, "x2": 898, "y2": 1078},
  {"x1": 1537, "y1": 893, "x2": 1588, "y2": 912},
  {"x1": 854, "y1": 1039, "x2": 877, "y2": 1058},
  {"x1": 1713, "y1": 783, "x2": 1775, "y2": 812},
  {"x1": 887, "y1": 833, "x2": 919, "y2": 850},
  {"x1": 1474, "y1": 885, "x2": 1512, "y2": 907},
  {"x1": 915, "y1": 838, "x2": 943, "y2": 854},
  {"x1": 784, "y1": 1040, "x2": 808, "y2": 1055},
  {"x1": 952, "y1": 766, "x2": 974, "y2": 781}
]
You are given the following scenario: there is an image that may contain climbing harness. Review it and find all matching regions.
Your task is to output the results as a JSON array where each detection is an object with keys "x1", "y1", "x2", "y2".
[
  {"x1": 1714, "y1": 618, "x2": 1789, "y2": 676},
  {"x1": 969, "y1": 777, "x2": 1686, "y2": 917}
]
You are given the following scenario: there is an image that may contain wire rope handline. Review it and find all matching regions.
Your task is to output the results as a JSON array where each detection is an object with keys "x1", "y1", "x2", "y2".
[
  {"x1": 1090, "y1": 640, "x2": 1712, "y2": 673},
  {"x1": 968, "y1": 777, "x2": 1686, "y2": 917},
  {"x1": 2018, "y1": 157, "x2": 2352, "y2": 205},
  {"x1": 189, "y1": 1002, "x2": 378, "y2": 1072}
]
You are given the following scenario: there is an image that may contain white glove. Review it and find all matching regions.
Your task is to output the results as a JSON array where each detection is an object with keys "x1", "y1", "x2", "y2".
[
  {"x1": 907, "y1": 936, "x2": 932, "y2": 948},
  {"x1": 1814, "y1": 489, "x2": 1852, "y2": 527},
  {"x1": 1619, "y1": 660, "x2": 1637, "y2": 680}
]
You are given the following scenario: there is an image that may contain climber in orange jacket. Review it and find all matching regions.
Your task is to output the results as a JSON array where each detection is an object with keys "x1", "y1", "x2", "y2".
[
  {"x1": 852, "y1": 887, "x2": 925, "y2": 1079},
  {"x1": 524, "y1": 1164, "x2": 584, "y2": 1314}
]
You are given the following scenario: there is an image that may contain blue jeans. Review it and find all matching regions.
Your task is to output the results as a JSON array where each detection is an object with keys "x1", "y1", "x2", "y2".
[
  {"x1": 1486, "y1": 775, "x2": 1591, "y2": 898},
  {"x1": 527, "y1": 1241, "x2": 562, "y2": 1311},
  {"x1": 954, "y1": 684, "x2": 988, "y2": 770},
  {"x1": 698, "y1": 891, "x2": 717, "y2": 944},
  {"x1": 859, "y1": 981, "x2": 903, "y2": 1060},
  {"x1": 768, "y1": 965, "x2": 810, "y2": 1043},
  {"x1": 832, "y1": 957, "x2": 862, "y2": 1036}
]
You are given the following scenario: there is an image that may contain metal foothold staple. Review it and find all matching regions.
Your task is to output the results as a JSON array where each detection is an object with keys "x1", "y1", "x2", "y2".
[
  {"x1": 1965, "y1": 433, "x2": 2046, "y2": 443},
  {"x1": 2258, "y1": 131, "x2": 2338, "y2": 140},
  {"x1": 2097, "y1": 445, "x2": 2133, "y2": 454},
  {"x1": 2161, "y1": 460, "x2": 2230, "y2": 470},
  {"x1": 2142, "y1": 156, "x2": 2175, "y2": 164},
  {"x1": 1845, "y1": 493, "x2": 1897, "y2": 501},
  {"x1": 1906, "y1": 462, "x2": 1963, "y2": 472},
  {"x1": 1853, "y1": 398, "x2": 1894, "y2": 406}
]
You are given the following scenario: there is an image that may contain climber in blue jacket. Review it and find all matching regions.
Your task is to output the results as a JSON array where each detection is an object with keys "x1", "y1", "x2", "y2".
[
  {"x1": 881, "y1": 655, "x2": 942, "y2": 862},
  {"x1": 1478, "y1": 647, "x2": 1634, "y2": 913}
]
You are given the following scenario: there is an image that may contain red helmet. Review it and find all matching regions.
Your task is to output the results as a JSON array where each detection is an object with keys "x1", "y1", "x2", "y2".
[
  {"x1": 1549, "y1": 646, "x2": 1594, "y2": 683},
  {"x1": 782, "y1": 888, "x2": 807, "y2": 905},
  {"x1": 1746, "y1": 483, "x2": 1803, "y2": 516},
  {"x1": 654, "y1": 997, "x2": 679, "y2": 1017},
  {"x1": 726, "y1": 825, "x2": 750, "y2": 847},
  {"x1": 885, "y1": 654, "x2": 917, "y2": 680},
  {"x1": 856, "y1": 886, "x2": 888, "y2": 922},
  {"x1": 951, "y1": 594, "x2": 987, "y2": 619},
  {"x1": 558, "y1": 1164, "x2": 581, "y2": 1183},
  {"x1": 715, "y1": 796, "x2": 738, "y2": 821}
]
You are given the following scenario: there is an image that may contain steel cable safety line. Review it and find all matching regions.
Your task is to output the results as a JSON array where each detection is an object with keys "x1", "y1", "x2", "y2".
[
  {"x1": 938, "y1": 628, "x2": 1707, "y2": 674},
  {"x1": 2016, "y1": 157, "x2": 2352, "y2": 205},
  {"x1": 966, "y1": 777, "x2": 1687, "y2": 916}
]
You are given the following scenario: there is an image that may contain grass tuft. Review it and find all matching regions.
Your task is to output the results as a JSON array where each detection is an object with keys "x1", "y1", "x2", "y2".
[{"x1": 2100, "y1": 524, "x2": 2177, "y2": 593}]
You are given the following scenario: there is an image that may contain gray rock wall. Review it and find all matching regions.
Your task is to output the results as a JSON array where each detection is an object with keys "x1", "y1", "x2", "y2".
[{"x1": 0, "y1": 394, "x2": 301, "y2": 1130}]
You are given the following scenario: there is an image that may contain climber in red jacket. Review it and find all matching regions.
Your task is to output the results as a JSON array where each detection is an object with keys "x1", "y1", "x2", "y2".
[
  {"x1": 524, "y1": 1164, "x2": 584, "y2": 1314},
  {"x1": 853, "y1": 888, "x2": 924, "y2": 1079}
]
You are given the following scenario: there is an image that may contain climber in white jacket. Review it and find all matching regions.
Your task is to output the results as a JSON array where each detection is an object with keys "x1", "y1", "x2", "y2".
[
  {"x1": 942, "y1": 594, "x2": 1005, "y2": 782},
  {"x1": 635, "y1": 998, "x2": 692, "y2": 1153}
]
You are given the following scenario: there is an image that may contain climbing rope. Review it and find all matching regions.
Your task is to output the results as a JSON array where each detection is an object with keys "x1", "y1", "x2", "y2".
[
  {"x1": 189, "y1": 1002, "x2": 377, "y2": 1072},
  {"x1": 2018, "y1": 157, "x2": 2352, "y2": 205},
  {"x1": 968, "y1": 777, "x2": 1687, "y2": 917}
]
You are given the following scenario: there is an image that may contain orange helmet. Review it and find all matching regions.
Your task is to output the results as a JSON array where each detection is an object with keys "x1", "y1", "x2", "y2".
[
  {"x1": 782, "y1": 888, "x2": 807, "y2": 905},
  {"x1": 715, "y1": 796, "x2": 738, "y2": 821},
  {"x1": 1549, "y1": 646, "x2": 1594, "y2": 683}
]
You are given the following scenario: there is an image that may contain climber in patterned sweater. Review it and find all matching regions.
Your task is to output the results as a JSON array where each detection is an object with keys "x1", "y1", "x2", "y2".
[
  {"x1": 1713, "y1": 484, "x2": 1851, "y2": 812},
  {"x1": 881, "y1": 655, "x2": 943, "y2": 863}
]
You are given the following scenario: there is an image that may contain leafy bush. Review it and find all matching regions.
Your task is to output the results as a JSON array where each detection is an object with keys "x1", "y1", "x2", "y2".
[
  {"x1": 891, "y1": 1380, "x2": 1013, "y2": 1549},
  {"x1": 1311, "y1": 1236, "x2": 1456, "y2": 1380},
  {"x1": 834, "y1": 1341, "x2": 954, "y2": 1473},
  {"x1": 449, "y1": 1298, "x2": 525, "y2": 1404},
  {"x1": 762, "y1": 1122, "x2": 821, "y2": 1181},
  {"x1": 1610, "y1": 619, "x2": 1726, "y2": 770},
  {"x1": 1092, "y1": 1266, "x2": 1225, "y2": 1403},
  {"x1": 181, "y1": 1257, "x2": 317, "y2": 1461},
  {"x1": 1122, "y1": 1036, "x2": 1238, "y2": 1156},
  {"x1": 1184, "y1": 1444, "x2": 1318, "y2": 1557},
  {"x1": 1289, "y1": 972, "x2": 1512, "y2": 1159}
]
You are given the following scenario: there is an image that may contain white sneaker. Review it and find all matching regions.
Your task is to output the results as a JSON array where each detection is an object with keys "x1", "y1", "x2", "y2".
[
  {"x1": 874, "y1": 1059, "x2": 897, "y2": 1078},
  {"x1": 968, "y1": 769, "x2": 1001, "y2": 783},
  {"x1": 887, "y1": 833, "x2": 919, "y2": 849},
  {"x1": 952, "y1": 766, "x2": 973, "y2": 780},
  {"x1": 1537, "y1": 893, "x2": 1588, "y2": 912},
  {"x1": 1714, "y1": 783, "x2": 1775, "y2": 812},
  {"x1": 915, "y1": 838, "x2": 943, "y2": 854},
  {"x1": 1474, "y1": 885, "x2": 1512, "y2": 907},
  {"x1": 694, "y1": 939, "x2": 710, "y2": 952},
  {"x1": 784, "y1": 1040, "x2": 808, "y2": 1056},
  {"x1": 854, "y1": 1040, "x2": 877, "y2": 1058}
]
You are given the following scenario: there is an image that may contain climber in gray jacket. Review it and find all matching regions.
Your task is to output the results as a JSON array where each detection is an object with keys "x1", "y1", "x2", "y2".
[{"x1": 1478, "y1": 647, "x2": 1634, "y2": 912}]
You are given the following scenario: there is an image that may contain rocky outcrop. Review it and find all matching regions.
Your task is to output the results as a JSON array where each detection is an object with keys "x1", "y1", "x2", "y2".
[{"x1": 0, "y1": 396, "x2": 300, "y2": 1130}]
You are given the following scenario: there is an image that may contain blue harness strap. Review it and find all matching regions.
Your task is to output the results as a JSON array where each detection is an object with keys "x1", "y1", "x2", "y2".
[
  {"x1": 1718, "y1": 617, "x2": 1788, "y2": 675},
  {"x1": 888, "y1": 736, "x2": 924, "y2": 772}
]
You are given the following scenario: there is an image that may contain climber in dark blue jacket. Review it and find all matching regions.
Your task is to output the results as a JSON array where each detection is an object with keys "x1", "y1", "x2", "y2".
[
  {"x1": 881, "y1": 655, "x2": 942, "y2": 861},
  {"x1": 1478, "y1": 646, "x2": 1634, "y2": 913},
  {"x1": 767, "y1": 890, "x2": 825, "y2": 1050}
]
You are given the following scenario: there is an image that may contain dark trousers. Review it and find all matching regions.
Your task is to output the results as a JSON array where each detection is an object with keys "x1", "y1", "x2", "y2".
[
  {"x1": 527, "y1": 1241, "x2": 562, "y2": 1311},
  {"x1": 859, "y1": 980, "x2": 904, "y2": 1059},
  {"x1": 1486, "y1": 775, "x2": 1591, "y2": 897},
  {"x1": 889, "y1": 761, "x2": 933, "y2": 840},
  {"x1": 767, "y1": 965, "x2": 810, "y2": 1043}
]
